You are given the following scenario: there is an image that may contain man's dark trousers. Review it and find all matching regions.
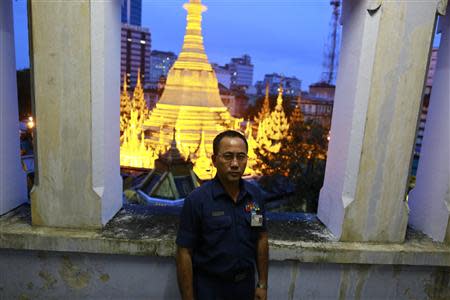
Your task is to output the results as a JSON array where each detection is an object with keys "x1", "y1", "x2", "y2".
[{"x1": 194, "y1": 269, "x2": 255, "y2": 300}]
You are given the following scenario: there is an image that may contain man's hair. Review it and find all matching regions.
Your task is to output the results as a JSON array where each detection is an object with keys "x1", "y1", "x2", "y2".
[{"x1": 213, "y1": 130, "x2": 248, "y2": 155}]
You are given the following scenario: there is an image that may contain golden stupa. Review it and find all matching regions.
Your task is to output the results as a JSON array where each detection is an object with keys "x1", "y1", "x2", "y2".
[{"x1": 143, "y1": 0, "x2": 238, "y2": 162}]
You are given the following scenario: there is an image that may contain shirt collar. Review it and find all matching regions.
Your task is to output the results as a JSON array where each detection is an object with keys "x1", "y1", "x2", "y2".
[{"x1": 211, "y1": 176, "x2": 251, "y2": 203}]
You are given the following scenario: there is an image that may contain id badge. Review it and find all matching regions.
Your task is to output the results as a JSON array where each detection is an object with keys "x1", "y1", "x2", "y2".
[{"x1": 251, "y1": 212, "x2": 263, "y2": 227}]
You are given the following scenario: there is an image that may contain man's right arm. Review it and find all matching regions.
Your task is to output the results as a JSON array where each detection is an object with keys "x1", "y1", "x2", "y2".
[{"x1": 176, "y1": 246, "x2": 194, "y2": 300}]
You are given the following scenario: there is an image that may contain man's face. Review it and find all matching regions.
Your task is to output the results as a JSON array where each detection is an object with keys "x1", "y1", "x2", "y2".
[{"x1": 212, "y1": 137, "x2": 248, "y2": 185}]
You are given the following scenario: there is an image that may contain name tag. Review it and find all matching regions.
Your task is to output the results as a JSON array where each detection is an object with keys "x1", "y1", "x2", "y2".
[
  {"x1": 211, "y1": 211, "x2": 225, "y2": 217},
  {"x1": 251, "y1": 212, "x2": 263, "y2": 227}
]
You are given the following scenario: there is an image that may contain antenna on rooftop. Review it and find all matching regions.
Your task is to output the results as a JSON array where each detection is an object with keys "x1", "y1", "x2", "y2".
[{"x1": 321, "y1": 0, "x2": 341, "y2": 85}]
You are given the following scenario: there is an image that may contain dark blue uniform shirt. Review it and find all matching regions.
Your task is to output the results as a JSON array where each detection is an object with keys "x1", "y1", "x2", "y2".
[{"x1": 176, "y1": 177, "x2": 267, "y2": 276}]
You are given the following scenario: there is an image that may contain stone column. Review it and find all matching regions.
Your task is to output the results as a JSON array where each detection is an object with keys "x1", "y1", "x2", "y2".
[
  {"x1": 318, "y1": 0, "x2": 447, "y2": 242},
  {"x1": 0, "y1": 0, "x2": 28, "y2": 215},
  {"x1": 409, "y1": 8, "x2": 450, "y2": 242},
  {"x1": 29, "y1": 1, "x2": 122, "y2": 228}
]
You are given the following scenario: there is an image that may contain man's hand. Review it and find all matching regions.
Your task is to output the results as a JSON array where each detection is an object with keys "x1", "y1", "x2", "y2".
[
  {"x1": 255, "y1": 287, "x2": 267, "y2": 300},
  {"x1": 256, "y1": 232, "x2": 268, "y2": 300}
]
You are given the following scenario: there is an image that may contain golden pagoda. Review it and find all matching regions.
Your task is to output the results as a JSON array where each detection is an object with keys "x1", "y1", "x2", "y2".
[
  {"x1": 254, "y1": 82, "x2": 271, "y2": 125},
  {"x1": 120, "y1": 72, "x2": 155, "y2": 169},
  {"x1": 143, "y1": 0, "x2": 238, "y2": 157},
  {"x1": 193, "y1": 129, "x2": 216, "y2": 180},
  {"x1": 256, "y1": 84, "x2": 290, "y2": 156},
  {"x1": 244, "y1": 121, "x2": 259, "y2": 176},
  {"x1": 120, "y1": 74, "x2": 132, "y2": 135}
]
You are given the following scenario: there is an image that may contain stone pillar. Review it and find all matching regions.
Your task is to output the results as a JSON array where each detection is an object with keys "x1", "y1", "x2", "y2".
[
  {"x1": 29, "y1": 1, "x2": 122, "y2": 228},
  {"x1": 0, "y1": 0, "x2": 28, "y2": 215},
  {"x1": 409, "y1": 9, "x2": 450, "y2": 242},
  {"x1": 318, "y1": 0, "x2": 447, "y2": 242}
]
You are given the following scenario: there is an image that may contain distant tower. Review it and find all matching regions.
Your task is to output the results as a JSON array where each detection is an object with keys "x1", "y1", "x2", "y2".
[
  {"x1": 121, "y1": 0, "x2": 142, "y2": 26},
  {"x1": 321, "y1": 0, "x2": 341, "y2": 84}
]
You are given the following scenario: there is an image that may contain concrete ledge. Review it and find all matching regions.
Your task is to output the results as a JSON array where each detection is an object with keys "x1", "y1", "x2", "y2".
[{"x1": 1, "y1": 204, "x2": 450, "y2": 267}]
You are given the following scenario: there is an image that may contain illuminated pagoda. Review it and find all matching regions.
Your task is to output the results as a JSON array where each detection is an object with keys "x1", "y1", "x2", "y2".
[
  {"x1": 290, "y1": 94, "x2": 304, "y2": 124},
  {"x1": 254, "y1": 82, "x2": 271, "y2": 125},
  {"x1": 120, "y1": 71, "x2": 155, "y2": 169},
  {"x1": 143, "y1": 0, "x2": 239, "y2": 170},
  {"x1": 256, "y1": 84, "x2": 290, "y2": 156}
]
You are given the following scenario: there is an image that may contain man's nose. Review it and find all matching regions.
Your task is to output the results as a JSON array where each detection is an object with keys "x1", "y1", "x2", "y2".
[{"x1": 230, "y1": 158, "x2": 239, "y2": 167}]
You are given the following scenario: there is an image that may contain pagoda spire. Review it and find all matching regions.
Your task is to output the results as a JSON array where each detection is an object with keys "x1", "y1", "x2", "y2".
[
  {"x1": 123, "y1": 73, "x2": 128, "y2": 92},
  {"x1": 136, "y1": 68, "x2": 141, "y2": 88},
  {"x1": 172, "y1": 0, "x2": 211, "y2": 72},
  {"x1": 276, "y1": 83, "x2": 284, "y2": 107},
  {"x1": 194, "y1": 129, "x2": 215, "y2": 180},
  {"x1": 290, "y1": 94, "x2": 304, "y2": 124},
  {"x1": 255, "y1": 82, "x2": 271, "y2": 124},
  {"x1": 120, "y1": 73, "x2": 132, "y2": 133}
]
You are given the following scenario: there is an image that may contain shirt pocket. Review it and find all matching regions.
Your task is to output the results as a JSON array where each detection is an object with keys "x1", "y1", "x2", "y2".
[
  {"x1": 203, "y1": 216, "x2": 232, "y2": 246},
  {"x1": 240, "y1": 214, "x2": 259, "y2": 243},
  {"x1": 204, "y1": 215, "x2": 232, "y2": 231}
]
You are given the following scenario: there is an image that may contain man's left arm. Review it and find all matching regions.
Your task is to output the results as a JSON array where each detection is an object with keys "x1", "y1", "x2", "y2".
[{"x1": 255, "y1": 231, "x2": 268, "y2": 300}]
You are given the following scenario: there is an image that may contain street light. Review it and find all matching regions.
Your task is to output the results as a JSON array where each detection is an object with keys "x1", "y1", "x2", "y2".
[{"x1": 27, "y1": 116, "x2": 34, "y2": 129}]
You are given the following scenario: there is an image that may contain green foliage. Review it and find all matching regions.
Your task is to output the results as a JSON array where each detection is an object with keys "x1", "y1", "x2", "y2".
[{"x1": 257, "y1": 119, "x2": 329, "y2": 213}]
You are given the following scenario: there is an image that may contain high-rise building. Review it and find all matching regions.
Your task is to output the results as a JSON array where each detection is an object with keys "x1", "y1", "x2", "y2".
[
  {"x1": 149, "y1": 50, "x2": 177, "y2": 84},
  {"x1": 121, "y1": 0, "x2": 142, "y2": 26},
  {"x1": 226, "y1": 54, "x2": 254, "y2": 89},
  {"x1": 212, "y1": 63, "x2": 232, "y2": 89},
  {"x1": 120, "y1": 24, "x2": 151, "y2": 88}
]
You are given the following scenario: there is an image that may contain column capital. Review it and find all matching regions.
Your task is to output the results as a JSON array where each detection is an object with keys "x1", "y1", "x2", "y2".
[{"x1": 438, "y1": 0, "x2": 448, "y2": 15}]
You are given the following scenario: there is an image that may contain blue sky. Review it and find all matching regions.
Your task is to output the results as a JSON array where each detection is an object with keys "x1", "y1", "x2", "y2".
[
  {"x1": 142, "y1": 0, "x2": 334, "y2": 87},
  {"x1": 11, "y1": 1, "x2": 351, "y2": 88},
  {"x1": 12, "y1": 0, "x2": 443, "y2": 87}
]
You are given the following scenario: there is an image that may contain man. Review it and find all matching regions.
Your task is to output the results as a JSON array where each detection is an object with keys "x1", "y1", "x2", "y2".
[{"x1": 176, "y1": 130, "x2": 269, "y2": 300}]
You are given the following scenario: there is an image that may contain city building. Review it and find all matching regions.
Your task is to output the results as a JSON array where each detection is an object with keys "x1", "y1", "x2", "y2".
[
  {"x1": 412, "y1": 48, "x2": 438, "y2": 175},
  {"x1": 121, "y1": 0, "x2": 142, "y2": 26},
  {"x1": 308, "y1": 81, "x2": 335, "y2": 100},
  {"x1": 120, "y1": 24, "x2": 151, "y2": 88},
  {"x1": 212, "y1": 63, "x2": 231, "y2": 89},
  {"x1": 257, "y1": 73, "x2": 302, "y2": 97},
  {"x1": 149, "y1": 50, "x2": 177, "y2": 84},
  {"x1": 290, "y1": 83, "x2": 335, "y2": 129},
  {"x1": 299, "y1": 94, "x2": 334, "y2": 129},
  {"x1": 226, "y1": 54, "x2": 254, "y2": 89}
]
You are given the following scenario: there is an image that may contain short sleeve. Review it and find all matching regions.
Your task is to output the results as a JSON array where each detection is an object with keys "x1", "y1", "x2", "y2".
[{"x1": 176, "y1": 195, "x2": 200, "y2": 248}]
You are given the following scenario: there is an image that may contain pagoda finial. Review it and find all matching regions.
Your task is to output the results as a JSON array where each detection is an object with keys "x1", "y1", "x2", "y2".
[
  {"x1": 123, "y1": 73, "x2": 128, "y2": 92},
  {"x1": 171, "y1": 127, "x2": 178, "y2": 149},
  {"x1": 277, "y1": 83, "x2": 284, "y2": 106},
  {"x1": 136, "y1": 68, "x2": 142, "y2": 88}
]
